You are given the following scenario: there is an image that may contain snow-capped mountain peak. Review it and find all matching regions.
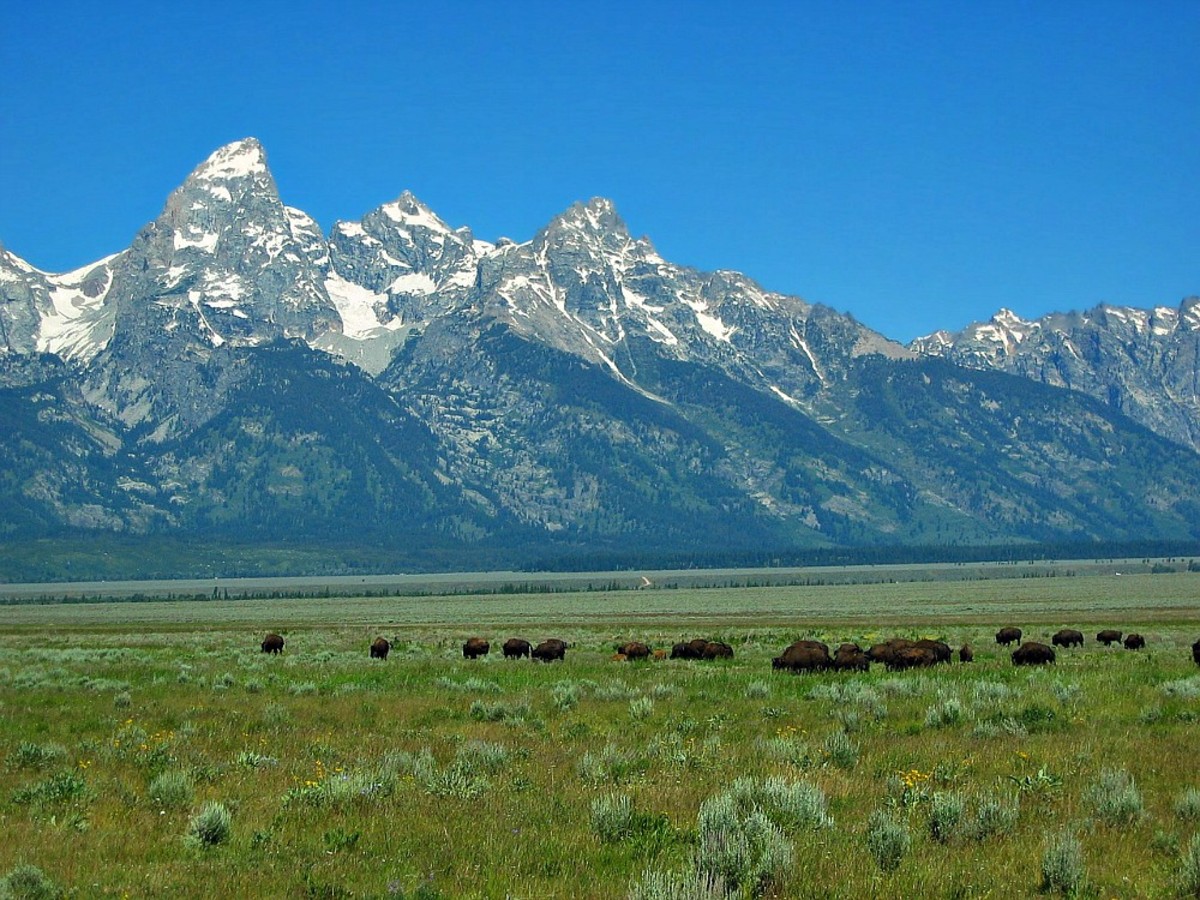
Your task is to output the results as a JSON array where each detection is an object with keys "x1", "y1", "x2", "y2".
[{"x1": 191, "y1": 138, "x2": 270, "y2": 183}]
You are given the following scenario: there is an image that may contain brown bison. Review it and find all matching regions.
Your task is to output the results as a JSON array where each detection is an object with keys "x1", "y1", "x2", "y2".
[
  {"x1": 370, "y1": 637, "x2": 390, "y2": 659},
  {"x1": 958, "y1": 644, "x2": 974, "y2": 663},
  {"x1": 1124, "y1": 633, "x2": 1145, "y2": 650},
  {"x1": 701, "y1": 641, "x2": 734, "y2": 660},
  {"x1": 261, "y1": 633, "x2": 285, "y2": 654},
  {"x1": 502, "y1": 638, "x2": 531, "y2": 659},
  {"x1": 832, "y1": 642, "x2": 869, "y2": 672},
  {"x1": 866, "y1": 638, "x2": 915, "y2": 668},
  {"x1": 1012, "y1": 642, "x2": 1056, "y2": 666},
  {"x1": 653, "y1": 649, "x2": 667, "y2": 661},
  {"x1": 772, "y1": 640, "x2": 831, "y2": 673},
  {"x1": 1052, "y1": 629, "x2": 1084, "y2": 649},
  {"x1": 670, "y1": 638, "x2": 711, "y2": 660},
  {"x1": 1192, "y1": 639, "x2": 1200, "y2": 667},
  {"x1": 462, "y1": 637, "x2": 490, "y2": 660},
  {"x1": 995, "y1": 627, "x2": 1022, "y2": 647},
  {"x1": 532, "y1": 639, "x2": 567, "y2": 662},
  {"x1": 914, "y1": 639, "x2": 952, "y2": 664},
  {"x1": 889, "y1": 646, "x2": 939, "y2": 670},
  {"x1": 1096, "y1": 629, "x2": 1123, "y2": 646},
  {"x1": 615, "y1": 641, "x2": 651, "y2": 661}
]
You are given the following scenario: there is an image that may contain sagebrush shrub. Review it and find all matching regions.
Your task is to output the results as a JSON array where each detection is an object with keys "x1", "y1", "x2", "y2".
[
  {"x1": 1084, "y1": 768, "x2": 1143, "y2": 827},
  {"x1": 866, "y1": 810, "x2": 909, "y2": 872},
  {"x1": 627, "y1": 868, "x2": 726, "y2": 900},
  {"x1": 823, "y1": 730, "x2": 858, "y2": 770},
  {"x1": 1179, "y1": 833, "x2": 1200, "y2": 898},
  {"x1": 1175, "y1": 788, "x2": 1200, "y2": 821},
  {"x1": 185, "y1": 802, "x2": 231, "y2": 847},
  {"x1": 7, "y1": 742, "x2": 67, "y2": 771},
  {"x1": 924, "y1": 698, "x2": 965, "y2": 728},
  {"x1": 695, "y1": 795, "x2": 793, "y2": 895},
  {"x1": 1040, "y1": 830, "x2": 1085, "y2": 894},
  {"x1": 0, "y1": 863, "x2": 62, "y2": 900},
  {"x1": 929, "y1": 791, "x2": 965, "y2": 843},
  {"x1": 629, "y1": 697, "x2": 655, "y2": 721},
  {"x1": 149, "y1": 770, "x2": 194, "y2": 809},
  {"x1": 589, "y1": 793, "x2": 634, "y2": 843},
  {"x1": 964, "y1": 794, "x2": 1019, "y2": 840}
]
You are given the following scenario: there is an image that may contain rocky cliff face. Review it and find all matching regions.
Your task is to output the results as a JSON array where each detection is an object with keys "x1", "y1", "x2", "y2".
[
  {"x1": 2, "y1": 138, "x2": 1198, "y2": 564},
  {"x1": 912, "y1": 301, "x2": 1200, "y2": 452}
]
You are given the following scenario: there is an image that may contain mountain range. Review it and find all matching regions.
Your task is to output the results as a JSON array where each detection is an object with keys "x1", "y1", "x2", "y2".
[{"x1": 2, "y1": 138, "x2": 1198, "y2": 576}]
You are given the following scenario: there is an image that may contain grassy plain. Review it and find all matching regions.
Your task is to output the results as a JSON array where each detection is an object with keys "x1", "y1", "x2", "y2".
[{"x1": 0, "y1": 572, "x2": 1198, "y2": 898}]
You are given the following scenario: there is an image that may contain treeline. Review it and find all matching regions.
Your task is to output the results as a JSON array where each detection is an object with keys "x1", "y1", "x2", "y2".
[{"x1": 524, "y1": 539, "x2": 1200, "y2": 573}]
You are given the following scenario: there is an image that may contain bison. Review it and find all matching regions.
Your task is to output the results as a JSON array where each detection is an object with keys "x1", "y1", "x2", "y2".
[
  {"x1": 462, "y1": 637, "x2": 490, "y2": 660},
  {"x1": 1012, "y1": 642, "x2": 1056, "y2": 666},
  {"x1": 261, "y1": 633, "x2": 285, "y2": 654},
  {"x1": 866, "y1": 638, "x2": 915, "y2": 668},
  {"x1": 502, "y1": 638, "x2": 531, "y2": 660},
  {"x1": 370, "y1": 637, "x2": 390, "y2": 660},
  {"x1": 959, "y1": 644, "x2": 974, "y2": 663},
  {"x1": 532, "y1": 639, "x2": 567, "y2": 662},
  {"x1": 832, "y1": 642, "x2": 869, "y2": 672},
  {"x1": 1052, "y1": 629, "x2": 1084, "y2": 649},
  {"x1": 889, "y1": 646, "x2": 939, "y2": 670},
  {"x1": 1124, "y1": 633, "x2": 1145, "y2": 650},
  {"x1": 1096, "y1": 629, "x2": 1123, "y2": 646},
  {"x1": 701, "y1": 641, "x2": 734, "y2": 660},
  {"x1": 914, "y1": 639, "x2": 952, "y2": 664},
  {"x1": 670, "y1": 639, "x2": 710, "y2": 660},
  {"x1": 772, "y1": 640, "x2": 831, "y2": 673},
  {"x1": 1192, "y1": 639, "x2": 1200, "y2": 667},
  {"x1": 652, "y1": 649, "x2": 667, "y2": 661},
  {"x1": 995, "y1": 627, "x2": 1023, "y2": 647},
  {"x1": 615, "y1": 641, "x2": 651, "y2": 661}
]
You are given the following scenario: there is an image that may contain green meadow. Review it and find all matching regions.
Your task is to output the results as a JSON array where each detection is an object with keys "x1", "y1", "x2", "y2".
[{"x1": 1, "y1": 572, "x2": 1198, "y2": 898}]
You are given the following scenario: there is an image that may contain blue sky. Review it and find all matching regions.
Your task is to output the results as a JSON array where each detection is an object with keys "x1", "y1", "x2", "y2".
[{"x1": 2, "y1": 1, "x2": 1196, "y2": 342}]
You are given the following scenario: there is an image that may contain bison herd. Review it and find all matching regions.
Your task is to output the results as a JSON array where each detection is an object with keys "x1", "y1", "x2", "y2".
[{"x1": 256, "y1": 627, "x2": 1200, "y2": 671}]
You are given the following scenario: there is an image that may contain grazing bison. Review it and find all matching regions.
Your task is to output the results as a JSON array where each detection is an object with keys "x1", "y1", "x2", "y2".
[
  {"x1": 261, "y1": 633, "x2": 285, "y2": 654},
  {"x1": 670, "y1": 639, "x2": 711, "y2": 660},
  {"x1": 1192, "y1": 639, "x2": 1200, "y2": 667},
  {"x1": 702, "y1": 641, "x2": 734, "y2": 660},
  {"x1": 866, "y1": 638, "x2": 915, "y2": 668},
  {"x1": 995, "y1": 627, "x2": 1023, "y2": 647},
  {"x1": 502, "y1": 638, "x2": 531, "y2": 659},
  {"x1": 832, "y1": 642, "x2": 869, "y2": 672},
  {"x1": 1096, "y1": 629, "x2": 1123, "y2": 646},
  {"x1": 1012, "y1": 642, "x2": 1056, "y2": 666},
  {"x1": 914, "y1": 639, "x2": 952, "y2": 664},
  {"x1": 462, "y1": 637, "x2": 490, "y2": 660},
  {"x1": 959, "y1": 643, "x2": 974, "y2": 663},
  {"x1": 1124, "y1": 633, "x2": 1145, "y2": 650},
  {"x1": 1052, "y1": 629, "x2": 1084, "y2": 649},
  {"x1": 615, "y1": 641, "x2": 651, "y2": 661},
  {"x1": 889, "y1": 646, "x2": 939, "y2": 670},
  {"x1": 370, "y1": 637, "x2": 390, "y2": 659},
  {"x1": 772, "y1": 640, "x2": 831, "y2": 673},
  {"x1": 532, "y1": 639, "x2": 567, "y2": 662}
]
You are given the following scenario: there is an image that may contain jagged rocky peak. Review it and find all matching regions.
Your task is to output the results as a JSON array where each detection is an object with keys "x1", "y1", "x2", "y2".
[{"x1": 191, "y1": 138, "x2": 270, "y2": 183}]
